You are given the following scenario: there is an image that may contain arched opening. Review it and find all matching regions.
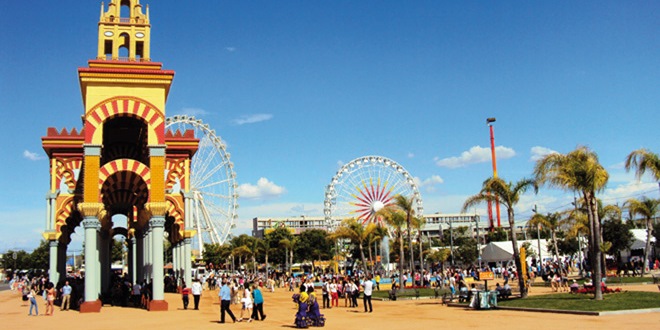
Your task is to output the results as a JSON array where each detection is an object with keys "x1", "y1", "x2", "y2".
[
  {"x1": 102, "y1": 116, "x2": 149, "y2": 166},
  {"x1": 120, "y1": 1, "x2": 130, "y2": 19}
]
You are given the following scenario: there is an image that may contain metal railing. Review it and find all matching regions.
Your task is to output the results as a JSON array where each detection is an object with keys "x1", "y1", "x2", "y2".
[{"x1": 102, "y1": 17, "x2": 147, "y2": 24}]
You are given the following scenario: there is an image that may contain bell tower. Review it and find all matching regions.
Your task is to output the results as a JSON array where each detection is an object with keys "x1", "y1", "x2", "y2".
[
  {"x1": 97, "y1": 0, "x2": 151, "y2": 61},
  {"x1": 43, "y1": 0, "x2": 199, "y2": 314}
]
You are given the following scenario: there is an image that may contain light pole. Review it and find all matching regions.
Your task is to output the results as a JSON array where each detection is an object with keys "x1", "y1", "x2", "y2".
[
  {"x1": 533, "y1": 205, "x2": 542, "y2": 272},
  {"x1": 487, "y1": 117, "x2": 502, "y2": 229}
]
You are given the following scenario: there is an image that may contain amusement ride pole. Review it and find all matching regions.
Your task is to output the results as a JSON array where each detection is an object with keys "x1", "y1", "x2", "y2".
[{"x1": 487, "y1": 118, "x2": 502, "y2": 228}]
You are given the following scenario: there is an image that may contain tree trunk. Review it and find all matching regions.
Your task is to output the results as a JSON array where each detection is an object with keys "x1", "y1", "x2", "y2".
[
  {"x1": 368, "y1": 241, "x2": 374, "y2": 275},
  {"x1": 508, "y1": 209, "x2": 527, "y2": 298},
  {"x1": 419, "y1": 233, "x2": 424, "y2": 271},
  {"x1": 289, "y1": 248, "x2": 294, "y2": 275},
  {"x1": 284, "y1": 247, "x2": 289, "y2": 274},
  {"x1": 551, "y1": 231, "x2": 561, "y2": 269},
  {"x1": 643, "y1": 218, "x2": 652, "y2": 276},
  {"x1": 359, "y1": 243, "x2": 368, "y2": 275},
  {"x1": 265, "y1": 252, "x2": 269, "y2": 274},
  {"x1": 407, "y1": 217, "x2": 414, "y2": 272},
  {"x1": 586, "y1": 192, "x2": 603, "y2": 301},
  {"x1": 399, "y1": 233, "x2": 405, "y2": 291}
]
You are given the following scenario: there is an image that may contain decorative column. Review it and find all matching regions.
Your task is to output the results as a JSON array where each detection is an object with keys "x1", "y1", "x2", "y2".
[
  {"x1": 147, "y1": 202, "x2": 168, "y2": 311},
  {"x1": 49, "y1": 240, "x2": 59, "y2": 285},
  {"x1": 183, "y1": 231, "x2": 194, "y2": 288},
  {"x1": 128, "y1": 235, "x2": 136, "y2": 285},
  {"x1": 79, "y1": 202, "x2": 103, "y2": 313},
  {"x1": 172, "y1": 241, "x2": 179, "y2": 283},
  {"x1": 136, "y1": 230, "x2": 144, "y2": 282}
]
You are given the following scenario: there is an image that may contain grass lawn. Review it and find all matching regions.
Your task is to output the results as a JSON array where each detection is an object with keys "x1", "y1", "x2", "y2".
[
  {"x1": 532, "y1": 275, "x2": 655, "y2": 287},
  {"x1": 372, "y1": 288, "x2": 450, "y2": 300},
  {"x1": 498, "y1": 291, "x2": 660, "y2": 312}
]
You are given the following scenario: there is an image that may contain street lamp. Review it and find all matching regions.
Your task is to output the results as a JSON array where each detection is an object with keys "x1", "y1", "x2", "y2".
[{"x1": 486, "y1": 117, "x2": 502, "y2": 229}]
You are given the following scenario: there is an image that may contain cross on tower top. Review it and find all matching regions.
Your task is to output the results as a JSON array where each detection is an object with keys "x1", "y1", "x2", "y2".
[{"x1": 97, "y1": 0, "x2": 151, "y2": 62}]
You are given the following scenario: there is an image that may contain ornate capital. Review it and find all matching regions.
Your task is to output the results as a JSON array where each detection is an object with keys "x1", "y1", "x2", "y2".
[
  {"x1": 42, "y1": 231, "x2": 61, "y2": 241},
  {"x1": 49, "y1": 240, "x2": 59, "y2": 248},
  {"x1": 82, "y1": 218, "x2": 101, "y2": 229},
  {"x1": 78, "y1": 202, "x2": 104, "y2": 218},
  {"x1": 183, "y1": 237, "x2": 192, "y2": 245},
  {"x1": 149, "y1": 217, "x2": 166, "y2": 228},
  {"x1": 145, "y1": 201, "x2": 168, "y2": 217}
]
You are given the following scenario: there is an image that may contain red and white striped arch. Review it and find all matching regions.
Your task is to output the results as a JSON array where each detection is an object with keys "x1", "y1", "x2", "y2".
[{"x1": 84, "y1": 96, "x2": 165, "y2": 145}]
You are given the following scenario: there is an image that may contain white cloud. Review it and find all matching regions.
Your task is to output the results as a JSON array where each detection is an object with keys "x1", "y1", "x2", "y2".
[
  {"x1": 602, "y1": 181, "x2": 658, "y2": 203},
  {"x1": 176, "y1": 107, "x2": 210, "y2": 117},
  {"x1": 23, "y1": 150, "x2": 44, "y2": 161},
  {"x1": 530, "y1": 146, "x2": 558, "y2": 161},
  {"x1": 225, "y1": 47, "x2": 237, "y2": 52},
  {"x1": 609, "y1": 161, "x2": 625, "y2": 170},
  {"x1": 407, "y1": 152, "x2": 415, "y2": 158},
  {"x1": 413, "y1": 175, "x2": 444, "y2": 193},
  {"x1": 232, "y1": 114, "x2": 273, "y2": 125},
  {"x1": 435, "y1": 145, "x2": 515, "y2": 168},
  {"x1": 237, "y1": 177, "x2": 286, "y2": 199},
  {"x1": 336, "y1": 160, "x2": 345, "y2": 168}
]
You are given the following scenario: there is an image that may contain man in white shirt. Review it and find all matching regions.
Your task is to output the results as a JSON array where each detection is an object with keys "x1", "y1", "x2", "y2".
[{"x1": 362, "y1": 275, "x2": 374, "y2": 313}]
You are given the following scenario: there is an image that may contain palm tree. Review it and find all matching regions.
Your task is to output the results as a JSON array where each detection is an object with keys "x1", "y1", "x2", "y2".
[
  {"x1": 331, "y1": 218, "x2": 377, "y2": 273},
  {"x1": 624, "y1": 197, "x2": 660, "y2": 276},
  {"x1": 368, "y1": 225, "x2": 389, "y2": 274},
  {"x1": 279, "y1": 238, "x2": 292, "y2": 274},
  {"x1": 378, "y1": 207, "x2": 407, "y2": 288},
  {"x1": 412, "y1": 216, "x2": 427, "y2": 271},
  {"x1": 393, "y1": 194, "x2": 416, "y2": 272},
  {"x1": 534, "y1": 146, "x2": 609, "y2": 300},
  {"x1": 462, "y1": 177, "x2": 536, "y2": 298},
  {"x1": 528, "y1": 212, "x2": 562, "y2": 263},
  {"x1": 625, "y1": 148, "x2": 660, "y2": 193}
]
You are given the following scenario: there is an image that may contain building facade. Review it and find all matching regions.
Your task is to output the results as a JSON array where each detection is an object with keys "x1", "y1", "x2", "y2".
[{"x1": 41, "y1": 0, "x2": 197, "y2": 312}]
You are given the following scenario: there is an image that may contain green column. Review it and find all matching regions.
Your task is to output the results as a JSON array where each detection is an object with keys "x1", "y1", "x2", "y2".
[
  {"x1": 150, "y1": 217, "x2": 166, "y2": 300},
  {"x1": 49, "y1": 240, "x2": 59, "y2": 284},
  {"x1": 83, "y1": 218, "x2": 100, "y2": 302}
]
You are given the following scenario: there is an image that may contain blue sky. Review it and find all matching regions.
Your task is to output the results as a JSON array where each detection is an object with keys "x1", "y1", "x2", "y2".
[{"x1": 1, "y1": 1, "x2": 659, "y2": 252}]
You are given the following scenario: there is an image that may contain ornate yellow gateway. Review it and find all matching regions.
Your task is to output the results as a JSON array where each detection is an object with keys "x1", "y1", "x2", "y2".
[{"x1": 41, "y1": 0, "x2": 197, "y2": 312}]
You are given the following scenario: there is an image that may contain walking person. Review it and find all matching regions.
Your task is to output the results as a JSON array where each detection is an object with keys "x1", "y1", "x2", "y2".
[
  {"x1": 218, "y1": 279, "x2": 236, "y2": 323},
  {"x1": 28, "y1": 285, "x2": 39, "y2": 316},
  {"x1": 191, "y1": 278, "x2": 202, "y2": 310},
  {"x1": 238, "y1": 284, "x2": 253, "y2": 322},
  {"x1": 251, "y1": 284, "x2": 266, "y2": 321},
  {"x1": 362, "y1": 275, "x2": 373, "y2": 313},
  {"x1": 60, "y1": 280, "x2": 72, "y2": 311},
  {"x1": 329, "y1": 278, "x2": 339, "y2": 307},
  {"x1": 181, "y1": 284, "x2": 190, "y2": 310},
  {"x1": 321, "y1": 279, "x2": 330, "y2": 309},
  {"x1": 45, "y1": 282, "x2": 55, "y2": 316}
]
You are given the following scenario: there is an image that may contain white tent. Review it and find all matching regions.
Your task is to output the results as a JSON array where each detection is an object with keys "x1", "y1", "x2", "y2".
[
  {"x1": 480, "y1": 239, "x2": 550, "y2": 263},
  {"x1": 629, "y1": 229, "x2": 656, "y2": 250}
]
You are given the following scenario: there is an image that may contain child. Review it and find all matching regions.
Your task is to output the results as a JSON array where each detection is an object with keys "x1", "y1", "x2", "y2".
[
  {"x1": 181, "y1": 284, "x2": 190, "y2": 310},
  {"x1": 239, "y1": 285, "x2": 253, "y2": 322}
]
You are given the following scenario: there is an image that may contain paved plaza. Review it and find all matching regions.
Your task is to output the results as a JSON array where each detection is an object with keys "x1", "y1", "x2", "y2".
[{"x1": 2, "y1": 283, "x2": 658, "y2": 329}]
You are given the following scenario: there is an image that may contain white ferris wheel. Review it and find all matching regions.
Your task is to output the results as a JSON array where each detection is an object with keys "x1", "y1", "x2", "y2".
[
  {"x1": 165, "y1": 115, "x2": 238, "y2": 255},
  {"x1": 324, "y1": 155, "x2": 423, "y2": 231}
]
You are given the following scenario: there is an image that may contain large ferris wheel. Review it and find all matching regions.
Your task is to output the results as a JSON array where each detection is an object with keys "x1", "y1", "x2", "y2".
[
  {"x1": 324, "y1": 155, "x2": 423, "y2": 231},
  {"x1": 165, "y1": 115, "x2": 238, "y2": 255}
]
